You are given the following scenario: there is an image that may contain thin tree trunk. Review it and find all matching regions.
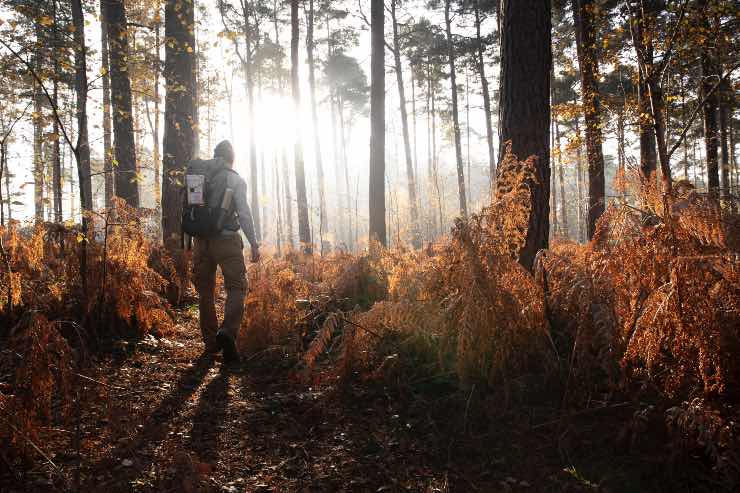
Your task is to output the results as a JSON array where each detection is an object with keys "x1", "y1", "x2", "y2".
[
  {"x1": 282, "y1": 146, "x2": 295, "y2": 249},
  {"x1": 104, "y1": 0, "x2": 139, "y2": 207},
  {"x1": 307, "y1": 0, "x2": 328, "y2": 249},
  {"x1": 51, "y1": 0, "x2": 62, "y2": 222},
  {"x1": 0, "y1": 144, "x2": 5, "y2": 225},
  {"x1": 411, "y1": 69, "x2": 418, "y2": 195},
  {"x1": 719, "y1": 79, "x2": 731, "y2": 201},
  {"x1": 465, "y1": 67, "x2": 471, "y2": 205},
  {"x1": 631, "y1": 3, "x2": 657, "y2": 183},
  {"x1": 274, "y1": 156, "x2": 283, "y2": 255},
  {"x1": 369, "y1": 0, "x2": 386, "y2": 247},
  {"x1": 70, "y1": 0, "x2": 92, "y2": 296},
  {"x1": 390, "y1": 0, "x2": 420, "y2": 247},
  {"x1": 444, "y1": 0, "x2": 467, "y2": 217},
  {"x1": 555, "y1": 116, "x2": 568, "y2": 235},
  {"x1": 101, "y1": 0, "x2": 114, "y2": 208},
  {"x1": 291, "y1": 0, "x2": 311, "y2": 252},
  {"x1": 573, "y1": 0, "x2": 605, "y2": 240},
  {"x1": 153, "y1": 19, "x2": 161, "y2": 207},
  {"x1": 33, "y1": 19, "x2": 44, "y2": 222},
  {"x1": 239, "y1": 2, "x2": 260, "y2": 241},
  {"x1": 4, "y1": 148, "x2": 9, "y2": 221},
  {"x1": 574, "y1": 110, "x2": 584, "y2": 242},
  {"x1": 474, "y1": 0, "x2": 496, "y2": 184}
]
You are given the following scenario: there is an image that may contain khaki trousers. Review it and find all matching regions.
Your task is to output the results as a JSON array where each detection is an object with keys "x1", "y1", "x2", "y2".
[{"x1": 193, "y1": 235, "x2": 248, "y2": 347}]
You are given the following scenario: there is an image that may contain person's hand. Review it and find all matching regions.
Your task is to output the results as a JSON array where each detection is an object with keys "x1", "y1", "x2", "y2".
[{"x1": 250, "y1": 245, "x2": 261, "y2": 263}]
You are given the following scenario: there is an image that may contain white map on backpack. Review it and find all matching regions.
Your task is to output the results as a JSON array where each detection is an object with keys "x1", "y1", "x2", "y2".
[{"x1": 186, "y1": 174, "x2": 205, "y2": 205}]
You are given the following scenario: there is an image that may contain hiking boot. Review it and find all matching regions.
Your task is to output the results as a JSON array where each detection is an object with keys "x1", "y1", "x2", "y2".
[{"x1": 216, "y1": 331, "x2": 241, "y2": 365}]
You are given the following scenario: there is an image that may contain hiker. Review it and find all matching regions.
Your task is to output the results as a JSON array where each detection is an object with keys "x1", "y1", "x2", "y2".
[{"x1": 182, "y1": 140, "x2": 260, "y2": 364}]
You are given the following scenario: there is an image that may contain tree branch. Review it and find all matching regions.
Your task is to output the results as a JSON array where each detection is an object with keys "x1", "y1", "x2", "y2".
[
  {"x1": 0, "y1": 38, "x2": 76, "y2": 154},
  {"x1": 667, "y1": 62, "x2": 740, "y2": 162}
]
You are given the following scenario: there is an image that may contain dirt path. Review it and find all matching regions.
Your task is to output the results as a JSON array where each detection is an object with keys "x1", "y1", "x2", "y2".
[{"x1": 4, "y1": 312, "x2": 667, "y2": 492}]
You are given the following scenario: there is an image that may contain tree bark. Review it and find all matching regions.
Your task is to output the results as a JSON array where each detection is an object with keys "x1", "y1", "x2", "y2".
[
  {"x1": 103, "y1": 0, "x2": 139, "y2": 207},
  {"x1": 444, "y1": 0, "x2": 467, "y2": 218},
  {"x1": 291, "y1": 0, "x2": 311, "y2": 252},
  {"x1": 238, "y1": 1, "x2": 261, "y2": 241},
  {"x1": 162, "y1": 0, "x2": 195, "y2": 246},
  {"x1": 369, "y1": 0, "x2": 386, "y2": 247},
  {"x1": 51, "y1": 0, "x2": 62, "y2": 222},
  {"x1": 555, "y1": 116, "x2": 568, "y2": 235},
  {"x1": 153, "y1": 19, "x2": 162, "y2": 207},
  {"x1": 33, "y1": 19, "x2": 44, "y2": 222},
  {"x1": 71, "y1": 0, "x2": 92, "y2": 213},
  {"x1": 307, "y1": 0, "x2": 328, "y2": 248},
  {"x1": 630, "y1": 3, "x2": 657, "y2": 183},
  {"x1": 474, "y1": 0, "x2": 496, "y2": 184},
  {"x1": 282, "y1": 145, "x2": 295, "y2": 250},
  {"x1": 390, "y1": 0, "x2": 420, "y2": 247},
  {"x1": 498, "y1": 0, "x2": 551, "y2": 270},
  {"x1": 572, "y1": 0, "x2": 605, "y2": 240},
  {"x1": 101, "y1": 0, "x2": 114, "y2": 208},
  {"x1": 701, "y1": 53, "x2": 720, "y2": 195}
]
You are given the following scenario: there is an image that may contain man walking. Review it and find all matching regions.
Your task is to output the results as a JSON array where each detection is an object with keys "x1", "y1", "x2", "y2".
[{"x1": 188, "y1": 140, "x2": 259, "y2": 364}]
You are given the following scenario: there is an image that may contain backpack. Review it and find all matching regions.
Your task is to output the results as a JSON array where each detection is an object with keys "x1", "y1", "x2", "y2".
[{"x1": 181, "y1": 158, "x2": 238, "y2": 238}]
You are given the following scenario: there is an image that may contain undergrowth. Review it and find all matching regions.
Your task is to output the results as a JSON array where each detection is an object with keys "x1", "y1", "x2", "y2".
[{"x1": 1, "y1": 154, "x2": 739, "y2": 488}]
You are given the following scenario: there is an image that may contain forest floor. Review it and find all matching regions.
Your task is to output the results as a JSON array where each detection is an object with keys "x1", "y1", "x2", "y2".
[{"x1": 3, "y1": 305, "x2": 683, "y2": 493}]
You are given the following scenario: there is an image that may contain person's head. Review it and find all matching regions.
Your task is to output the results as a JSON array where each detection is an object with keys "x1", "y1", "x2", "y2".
[{"x1": 214, "y1": 140, "x2": 235, "y2": 167}]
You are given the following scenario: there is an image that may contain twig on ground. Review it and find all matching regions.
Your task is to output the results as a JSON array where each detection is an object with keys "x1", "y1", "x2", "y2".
[{"x1": 532, "y1": 402, "x2": 632, "y2": 430}]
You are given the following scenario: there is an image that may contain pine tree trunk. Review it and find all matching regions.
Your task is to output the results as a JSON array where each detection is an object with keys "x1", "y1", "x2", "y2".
[
  {"x1": 498, "y1": 0, "x2": 551, "y2": 270},
  {"x1": 719, "y1": 79, "x2": 731, "y2": 201},
  {"x1": 153, "y1": 19, "x2": 161, "y2": 207},
  {"x1": 573, "y1": 0, "x2": 605, "y2": 239},
  {"x1": 444, "y1": 0, "x2": 467, "y2": 217},
  {"x1": 391, "y1": 0, "x2": 420, "y2": 247},
  {"x1": 369, "y1": 0, "x2": 386, "y2": 247},
  {"x1": 555, "y1": 117, "x2": 568, "y2": 235},
  {"x1": 103, "y1": 0, "x2": 139, "y2": 207},
  {"x1": 162, "y1": 0, "x2": 195, "y2": 246},
  {"x1": 574, "y1": 110, "x2": 584, "y2": 242},
  {"x1": 71, "y1": 0, "x2": 92, "y2": 214},
  {"x1": 33, "y1": 19, "x2": 44, "y2": 222},
  {"x1": 307, "y1": 0, "x2": 328, "y2": 248},
  {"x1": 282, "y1": 146, "x2": 295, "y2": 249},
  {"x1": 51, "y1": 0, "x2": 62, "y2": 222},
  {"x1": 239, "y1": 2, "x2": 261, "y2": 241},
  {"x1": 291, "y1": 0, "x2": 311, "y2": 252},
  {"x1": 101, "y1": 0, "x2": 114, "y2": 208},
  {"x1": 474, "y1": 0, "x2": 496, "y2": 184},
  {"x1": 630, "y1": 4, "x2": 657, "y2": 183}
]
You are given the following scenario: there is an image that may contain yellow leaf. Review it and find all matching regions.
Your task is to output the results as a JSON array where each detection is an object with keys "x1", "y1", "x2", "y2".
[{"x1": 39, "y1": 16, "x2": 53, "y2": 27}]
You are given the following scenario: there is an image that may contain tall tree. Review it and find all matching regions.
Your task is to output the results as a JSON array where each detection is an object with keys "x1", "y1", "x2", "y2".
[
  {"x1": 100, "y1": 0, "x2": 114, "y2": 208},
  {"x1": 162, "y1": 0, "x2": 195, "y2": 247},
  {"x1": 32, "y1": 12, "x2": 44, "y2": 221},
  {"x1": 103, "y1": 0, "x2": 139, "y2": 207},
  {"x1": 698, "y1": 0, "x2": 720, "y2": 196},
  {"x1": 444, "y1": 0, "x2": 467, "y2": 217},
  {"x1": 291, "y1": 0, "x2": 311, "y2": 251},
  {"x1": 306, "y1": 0, "x2": 328, "y2": 250},
  {"x1": 473, "y1": 0, "x2": 496, "y2": 183},
  {"x1": 498, "y1": 0, "x2": 551, "y2": 270},
  {"x1": 572, "y1": 0, "x2": 605, "y2": 239},
  {"x1": 632, "y1": 3, "x2": 657, "y2": 182},
  {"x1": 368, "y1": 0, "x2": 386, "y2": 247},
  {"x1": 51, "y1": 0, "x2": 62, "y2": 222},
  {"x1": 70, "y1": 0, "x2": 92, "y2": 214},
  {"x1": 389, "y1": 0, "x2": 420, "y2": 247}
]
